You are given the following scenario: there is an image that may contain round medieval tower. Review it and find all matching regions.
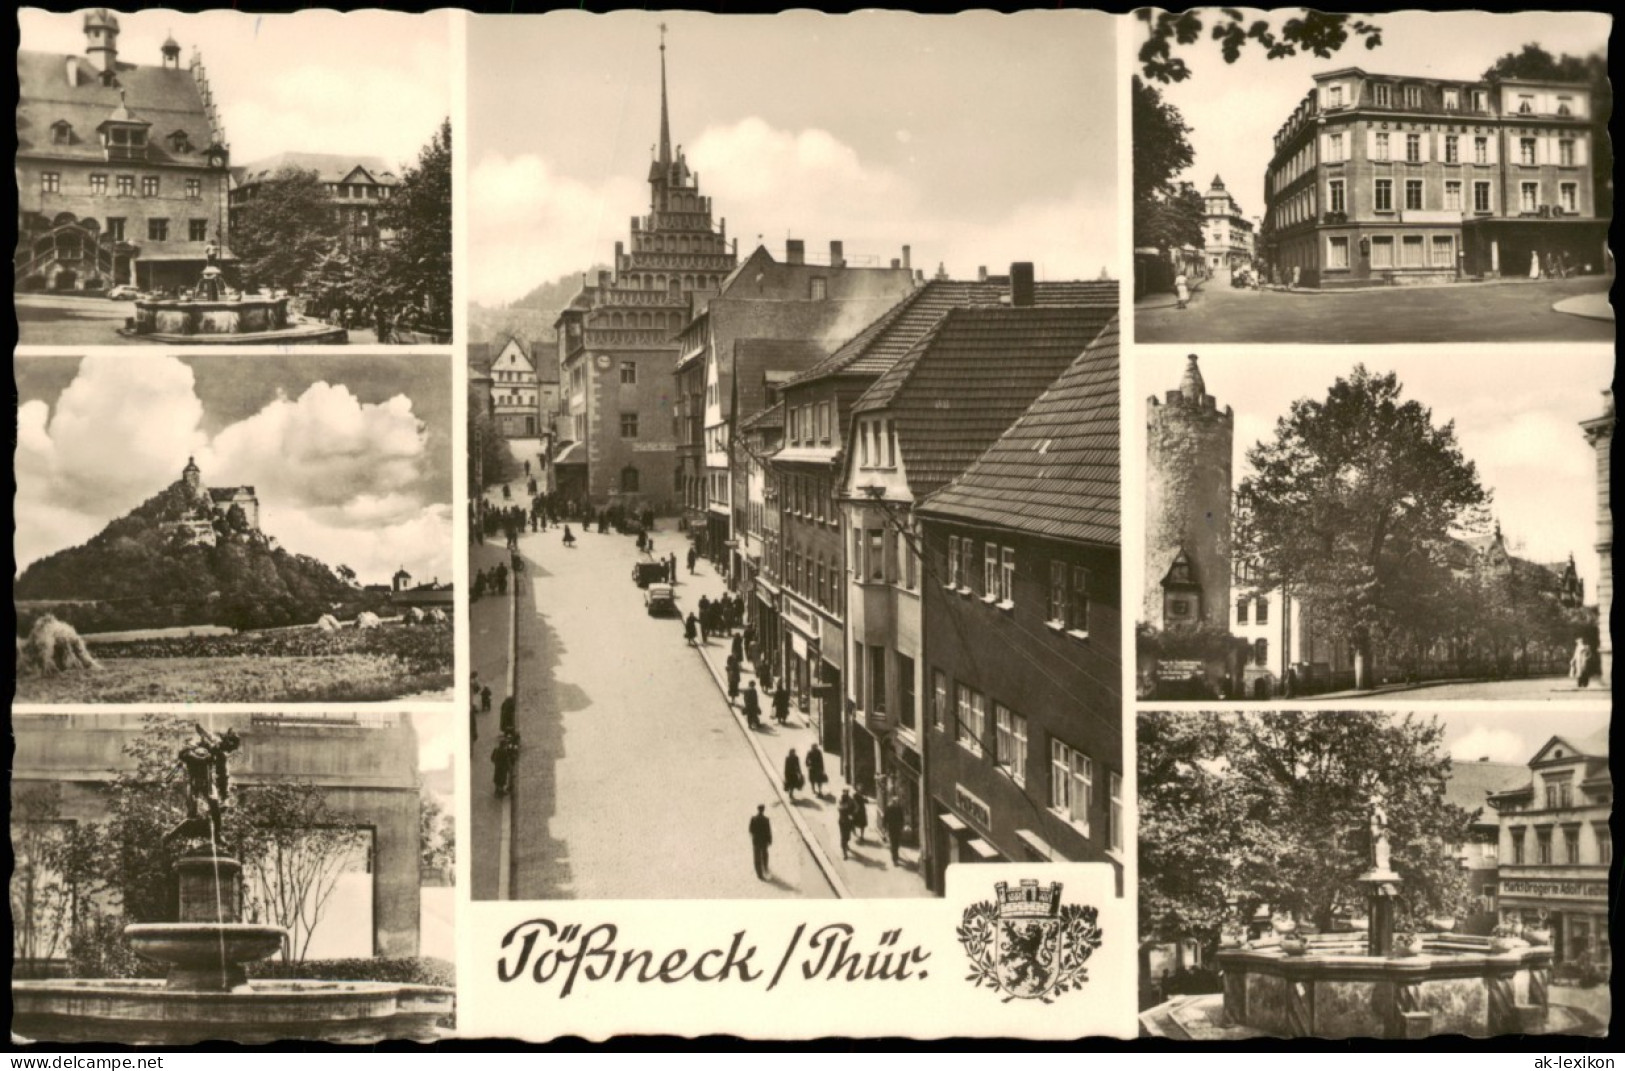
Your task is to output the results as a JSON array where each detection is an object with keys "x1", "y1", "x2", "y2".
[{"x1": 1144, "y1": 354, "x2": 1232, "y2": 631}]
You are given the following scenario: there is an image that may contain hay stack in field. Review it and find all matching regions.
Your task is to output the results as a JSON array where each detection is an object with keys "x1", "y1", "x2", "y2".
[
  {"x1": 20, "y1": 614, "x2": 100, "y2": 676},
  {"x1": 426, "y1": 608, "x2": 450, "y2": 627},
  {"x1": 316, "y1": 614, "x2": 341, "y2": 633},
  {"x1": 356, "y1": 611, "x2": 382, "y2": 630},
  {"x1": 404, "y1": 607, "x2": 425, "y2": 626}
]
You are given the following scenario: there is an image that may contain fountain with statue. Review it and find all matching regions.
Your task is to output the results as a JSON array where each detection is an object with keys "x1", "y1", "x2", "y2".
[
  {"x1": 118, "y1": 238, "x2": 346, "y2": 345},
  {"x1": 12, "y1": 723, "x2": 450, "y2": 1044},
  {"x1": 1210, "y1": 794, "x2": 1555, "y2": 1039}
]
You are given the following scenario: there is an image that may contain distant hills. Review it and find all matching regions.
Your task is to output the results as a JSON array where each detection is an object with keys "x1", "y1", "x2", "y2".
[
  {"x1": 468, "y1": 264, "x2": 608, "y2": 347},
  {"x1": 15, "y1": 478, "x2": 382, "y2": 634}
]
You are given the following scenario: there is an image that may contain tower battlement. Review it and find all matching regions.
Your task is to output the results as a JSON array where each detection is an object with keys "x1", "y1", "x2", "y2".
[{"x1": 994, "y1": 879, "x2": 1063, "y2": 920}]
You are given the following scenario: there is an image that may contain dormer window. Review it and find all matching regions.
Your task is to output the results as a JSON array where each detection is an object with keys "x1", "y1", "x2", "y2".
[
  {"x1": 167, "y1": 130, "x2": 191, "y2": 154},
  {"x1": 1517, "y1": 95, "x2": 1535, "y2": 114},
  {"x1": 1443, "y1": 88, "x2": 1459, "y2": 110},
  {"x1": 51, "y1": 120, "x2": 74, "y2": 145},
  {"x1": 1372, "y1": 83, "x2": 1391, "y2": 107},
  {"x1": 1557, "y1": 97, "x2": 1574, "y2": 116}
]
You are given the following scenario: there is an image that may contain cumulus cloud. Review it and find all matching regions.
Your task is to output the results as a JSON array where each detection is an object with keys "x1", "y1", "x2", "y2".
[
  {"x1": 16, "y1": 358, "x2": 450, "y2": 586},
  {"x1": 470, "y1": 153, "x2": 644, "y2": 306}
]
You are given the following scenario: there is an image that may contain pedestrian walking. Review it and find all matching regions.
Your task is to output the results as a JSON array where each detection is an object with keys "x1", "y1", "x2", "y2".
[
  {"x1": 1174, "y1": 271, "x2": 1190, "y2": 310},
  {"x1": 492, "y1": 740, "x2": 508, "y2": 794},
  {"x1": 500, "y1": 695, "x2": 516, "y2": 733},
  {"x1": 852, "y1": 791, "x2": 869, "y2": 844},
  {"x1": 726, "y1": 659, "x2": 741, "y2": 701},
  {"x1": 806, "y1": 743, "x2": 827, "y2": 797},
  {"x1": 470, "y1": 699, "x2": 479, "y2": 743},
  {"x1": 772, "y1": 683, "x2": 790, "y2": 726},
  {"x1": 749, "y1": 805, "x2": 773, "y2": 880},
  {"x1": 742, "y1": 682, "x2": 762, "y2": 730},
  {"x1": 731, "y1": 633, "x2": 744, "y2": 664},
  {"x1": 837, "y1": 790, "x2": 855, "y2": 859},
  {"x1": 1572, "y1": 638, "x2": 1594, "y2": 688},
  {"x1": 783, "y1": 749, "x2": 804, "y2": 799},
  {"x1": 562, "y1": 525, "x2": 576, "y2": 548},
  {"x1": 480, "y1": 684, "x2": 492, "y2": 714},
  {"x1": 687, "y1": 547, "x2": 698, "y2": 574},
  {"x1": 668, "y1": 553, "x2": 678, "y2": 583},
  {"x1": 883, "y1": 798, "x2": 905, "y2": 865},
  {"x1": 697, "y1": 610, "x2": 709, "y2": 645},
  {"x1": 684, "y1": 613, "x2": 699, "y2": 646}
]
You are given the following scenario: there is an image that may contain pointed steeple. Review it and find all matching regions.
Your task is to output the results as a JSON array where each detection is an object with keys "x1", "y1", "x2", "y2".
[
  {"x1": 657, "y1": 24, "x2": 673, "y2": 169},
  {"x1": 1179, "y1": 354, "x2": 1207, "y2": 403}
]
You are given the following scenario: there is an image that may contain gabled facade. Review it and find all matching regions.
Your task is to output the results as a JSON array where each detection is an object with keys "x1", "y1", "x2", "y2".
[
  {"x1": 838, "y1": 281, "x2": 1118, "y2": 872},
  {"x1": 17, "y1": 12, "x2": 232, "y2": 292},
  {"x1": 553, "y1": 35, "x2": 736, "y2": 510},
  {"x1": 489, "y1": 337, "x2": 541, "y2": 439},
  {"x1": 230, "y1": 152, "x2": 399, "y2": 251},
  {"x1": 1488, "y1": 730, "x2": 1612, "y2": 968},
  {"x1": 1262, "y1": 66, "x2": 1608, "y2": 287}
]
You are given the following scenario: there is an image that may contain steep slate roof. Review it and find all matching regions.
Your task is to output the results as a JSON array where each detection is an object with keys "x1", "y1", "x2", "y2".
[
  {"x1": 854, "y1": 305, "x2": 1115, "y2": 501},
  {"x1": 919, "y1": 317, "x2": 1119, "y2": 547},
  {"x1": 740, "y1": 401, "x2": 785, "y2": 433},
  {"x1": 234, "y1": 151, "x2": 400, "y2": 187},
  {"x1": 19, "y1": 51, "x2": 217, "y2": 165},
  {"x1": 785, "y1": 278, "x2": 1118, "y2": 389}
]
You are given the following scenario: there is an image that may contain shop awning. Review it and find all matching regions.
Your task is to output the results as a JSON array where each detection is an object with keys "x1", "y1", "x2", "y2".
[
  {"x1": 937, "y1": 813, "x2": 970, "y2": 834},
  {"x1": 553, "y1": 441, "x2": 585, "y2": 466},
  {"x1": 965, "y1": 838, "x2": 1002, "y2": 860},
  {"x1": 1016, "y1": 828, "x2": 1068, "y2": 862}
]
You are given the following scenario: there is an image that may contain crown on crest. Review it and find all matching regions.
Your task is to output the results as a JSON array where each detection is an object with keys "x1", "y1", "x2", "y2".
[{"x1": 994, "y1": 879, "x2": 1063, "y2": 920}]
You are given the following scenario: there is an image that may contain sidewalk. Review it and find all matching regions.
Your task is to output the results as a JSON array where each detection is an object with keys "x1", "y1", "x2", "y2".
[
  {"x1": 667, "y1": 536, "x2": 929, "y2": 899},
  {"x1": 1553, "y1": 291, "x2": 1613, "y2": 321},
  {"x1": 468, "y1": 532, "x2": 515, "y2": 900}
]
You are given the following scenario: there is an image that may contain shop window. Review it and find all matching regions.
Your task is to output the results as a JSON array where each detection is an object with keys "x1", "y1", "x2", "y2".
[
  {"x1": 1371, "y1": 236, "x2": 1395, "y2": 268},
  {"x1": 1327, "y1": 236, "x2": 1350, "y2": 270}
]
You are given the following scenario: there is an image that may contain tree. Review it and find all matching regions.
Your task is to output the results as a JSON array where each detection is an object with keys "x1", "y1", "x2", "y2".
[
  {"x1": 419, "y1": 786, "x2": 455, "y2": 875},
  {"x1": 229, "y1": 167, "x2": 342, "y2": 291},
  {"x1": 11, "y1": 787, "x2": 109, "y2": 974},
  {"x1": 236, "y1": 782, "x2": 366, "y2": 964},
  {"x1": 1138, "y1": 9, "x2": 1383, "y2": 84},
  {"x1": 1132, "y1": 78, "x2": 1206, "y2": 256},
  {"x1": 378, "y1": 119, "x2": 452, "y2": 334},
  {"x1": 1140, "y1": 711, "x2": 1474, "y2": 975},
  {"x1": 1235, "y1": 367, "x2": 1489, "y2": 689},
  {"x1": 1482, "y1": 45, "x2": 1612, "y2": 219},
  {"x1": 335, "y1": 564, "x2": 357, "y2": 586},
  {"x1": 469, "y1": 384, "x2": 521, "y2": 491}
]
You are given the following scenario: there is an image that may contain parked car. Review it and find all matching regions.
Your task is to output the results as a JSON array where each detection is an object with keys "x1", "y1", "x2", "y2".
[
  {"x1": 108, "y1": 284, "x2": 141, "y2": 300},
  {"x1": 644, "y1": 582, "x2": 676, "y2": 617}
]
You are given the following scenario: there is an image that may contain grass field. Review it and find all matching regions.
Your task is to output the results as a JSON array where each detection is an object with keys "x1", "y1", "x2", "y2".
[{"x1": 15, "y1": 624, "x2": 453, "y2": 704}]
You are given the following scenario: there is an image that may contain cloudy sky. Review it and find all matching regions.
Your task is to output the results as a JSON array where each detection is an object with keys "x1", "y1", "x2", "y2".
[
  {"x1": 1438, "y1": 708, "x2": 1607, "y2": 765},
  {"x1": 19, "y1": 8, "x2": 451, "y2": 168},
  {"x1": 1135, "y1": 9, "x2": 1611, "y2": 221},
  {"x1": 15, "y1": 354, "x2": 453, "y2": 588},
  {"x1": 1139, "y1": 348, "x2": 1614, "y2": 598},
  {"x1": 468, "y1": 10, "x2": 1118, "y2": 307}
]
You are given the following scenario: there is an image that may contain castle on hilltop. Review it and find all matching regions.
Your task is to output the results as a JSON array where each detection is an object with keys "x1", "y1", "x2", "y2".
[{"x1": 164, "y1": 457, "x2": 261, "y2": 547}]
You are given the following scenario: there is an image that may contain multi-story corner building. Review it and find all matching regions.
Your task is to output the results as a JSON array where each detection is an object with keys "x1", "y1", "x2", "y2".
[
  {"x1": 1443, "y1": 758, "x2": 1533, "y2": 937},
  {"x1": 915, "y1": 317, "x2": 1122, "y2": 895},
  {"x1": 17, "y1": 11, "x2": 233, "y2": 293},
  {"x1": 1202, "y1": 175, "x2": 1255, "y2": 273},
  {"x1": 1581, "y1": 389, "x2": 1613, "y2": 684},
  {"x1": 773, "y1": 270, "x2": 1118, "y2": 764},
  {"x1": 1488, "y1": 730, "x2": 1612, "y2": 969},
  {"x1": 1261, "y1": 67, "x2": 1607, "y2": 287},
  {"x1": 676, "y1": 242, "x2": 918, "y2": 564},
  {"x1": 553, "y1": 37, "x2": 736, "y2": 511},
  {"x1": 230, "y1": 152, "x2": 398, "y2": 251},
  {"x1": 837, "y1": 272, "x2": 1118, "y2": 857}
]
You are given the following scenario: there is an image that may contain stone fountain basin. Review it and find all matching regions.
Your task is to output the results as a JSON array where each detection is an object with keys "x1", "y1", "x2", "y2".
[
  {"x1": 11, "y1": 978, "x2": 454, "y2": 1045},
  {"x1": 121, "y1": 297, "x2": 346, "y2": 344},
  {"x1": 125, "y1": 922, "x2": 286, "y2": 983}
]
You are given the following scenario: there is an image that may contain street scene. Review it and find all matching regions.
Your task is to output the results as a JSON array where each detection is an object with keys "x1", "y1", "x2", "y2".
[
  {"x1": 17, "y1": 9, "x2": 451, "y2": 344},
  {"x1": 1137, "y1": 348, "x2": 1614, "y2": 703},
  {"x1": 467, "y1": 11, "x2": 1124, "y2": 900},
  {"x1": 1138, "y1": 708, "x2": 1611, "y2": 1039},
  {"x1": 1131, "y1": 10, "x2": 1612, "y2": 343}
]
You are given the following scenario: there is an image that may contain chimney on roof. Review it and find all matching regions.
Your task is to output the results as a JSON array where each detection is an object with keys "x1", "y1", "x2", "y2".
[
  {"x1": 84, "y1": 9, "x2": 120, "y2": 74},
  {"x1": 786, "y1": 239, "x2": 805, "y2": 265},
  {"x1": 615, "y1": 240, "x2": 624, "y2": 268},
  {"x1": 915, "y1": 269, "x2": 924, "y2": 284},
  {"x1": 830, "y1": 240, "x2": 845, "y2": 268},
  {"x1": 902, "y1": 245, "x2": 912, "y2": 270},
  {"x1": 977, "y1": 266, "x2": 988, "y2": 283},
  {"x1": 598, "y1": 270, "x2": 611, "y2": 289},
  {"x1": 1010, "y1": 262, "x2": 1035, "y2": 307},
  {"x1": 890, "y1": 258, "x2": 901, "y2": 269}
]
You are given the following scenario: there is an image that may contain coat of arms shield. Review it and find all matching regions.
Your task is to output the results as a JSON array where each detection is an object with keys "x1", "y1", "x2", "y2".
[{"x1": 957, "y1": 878, "x2": 1104, "y2": 1003}]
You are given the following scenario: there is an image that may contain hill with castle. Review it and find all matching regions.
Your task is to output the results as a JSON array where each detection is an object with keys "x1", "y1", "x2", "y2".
[{"x1": 15, "y1": 458, "x2": 384, "y2": 634}]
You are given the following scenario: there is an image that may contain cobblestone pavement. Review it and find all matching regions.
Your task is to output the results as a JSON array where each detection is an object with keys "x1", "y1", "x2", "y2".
[
  {"x1": 1135, "y1": 275, "x2": 1613, "y2": 344},
  {"x1": 488, "y1": 508, "x2": 831, "y2": 899}
]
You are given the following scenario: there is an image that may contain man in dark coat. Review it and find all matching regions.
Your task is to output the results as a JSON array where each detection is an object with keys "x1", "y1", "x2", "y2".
[
  {"x1": 742, "y1": 682, "x2": 762, "y2": 730},
  {"x1": 883, "y1": 798, "x2": 906, "y2": 865},
  {"x1": 500, "y1": 695, "x2": 516, "y2": 734},
  {"x1": 783, "y1": 748, "x2": 804, "y2": 799},
  {"x1": 749, "y1": 805, "x2": 772, "y2": 880},
  {"x1": 684, "y1": 613, "x2": 699, "y2": 646},
  {"x1": 726, "y1": 658, "x2": 741, "y2": 702},
  {"x1": 837, "y1": 790, "x2": 856, "y2": 858},
  {"x1": 687, "y1": 547, "x2": 698, "y2": 574},
  {"x1": 772, "y1": 684, "x2": 791, "y2": 725}
]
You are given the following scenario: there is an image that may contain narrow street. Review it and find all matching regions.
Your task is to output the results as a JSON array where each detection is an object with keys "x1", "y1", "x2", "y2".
[{"x1": 469, "y1": 492, "x2": 933, "y2": 900}]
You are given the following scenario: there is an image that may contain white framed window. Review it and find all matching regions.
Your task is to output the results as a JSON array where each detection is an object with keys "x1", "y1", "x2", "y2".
[
  {"x1": 89, "y1": 173, "x2": 107, "y2": 194},
  {"x1": 185, "y1": 178, "x2": 201, "y2": 199},
  {"x1": 1401, "y1": 235, "x2": 1424, "y2": 267},
  {"x1": 1050, "y1": 740, "x2": 1092, "y2": 833},
  {"x1": 1444, "y1": 180, "x2": 1463, "y2": 211},
  {"x1": 1404, "y1": 85, "x2": 1422, "y2": 109},
  {"x1": 1443, "y1": 88, "x2": 1459, "y2": 111},
  {"x1": 1474, "y1": 136, "x2": 1489, "y2": 165},
  {"x1": 1517, "y1": 94, "x2": 1535, "y2": 115},
  {"x1": 946, "y1": 535, "x2": 961, "y2": 587},
  {"x1": 1473, "y1": 181, "x2": 1492, "y2": 213},
  {"x1": 1373, "y1": 83, "x2": 1391, "y2": 107},
  {"x1": 1328, "y1": 236, "x2": 1350, "y2": 270},
  {"x1": 1431, "y1": 235, "x2": 1454, "y2": 268},
  {"x1": 959, "y1": 538, "x2": 977, "y2": 594},
  {"x1": 932, "y1": 669, "x2": 948, "y2": 731},
  {"x1": 999, "y1": 547, "x2": 1015, "y2": 605},
  {"x1": 1068, "y1": 566, "x2": 1090, "y2": 633},
  {"x1": 1405, "y1": 133, "x2": 1421, "y2": 163},
  {"x1": 995, "y1": 704, "x2": 1027, "y2": 785},
  {"x1": 1560, "y1": 182, "x2": 1578, "y2": 213},
  {"x1": 41, "y1": 172, "x2": 60, "y2": 194},
  {"x1": 1519, "y1": 138, "x2": 1537, "y2": 166},
  {"x1": 1329, "y1": 178, "x2": 1345, "y2": 214},
  {"x1": 1405, "y1": 179, "x2": 1423, "y2": 211},
  {"x1": 983, "y1": 544, "x2": 999, "y2": 601},
  {"x1": 956, "y1": 684, "x2": 984, "y2": 755},
  {"x1": 1326, "y1": 132, "x2": 1344, "y2": 162},
  {"x1": 1559, "y1": 139, "x2": 1576, "y2": 167},
  {"x1": 1109, "y1": 772, "x2": 1123, "y2": 852},
  {"x1": 1371, "y1": 236, "x2": 1395, "y2": 269},
  {"x1": 1520, "y1": 182, "x2": 1539, "y2": 213},
  {"x1": 1444, "y1": 135, "x2": 1459, "y2": 164},
  {"x1": 1374, "y1": 178, "x2": 1393, "y2": 212},
  {"x1": 141, "y1": 175, "x2": 159, "y2": 196},
  {"x1": 620, "y1": 361, "x2": 637, "y2": 385},
  {"x1": 1328, "y1": 85, "x2": 1343, "y2": 108},
  {"x1": 1374, "y1": 132, "x2": 1391, "y2": 160},
  {"x1": 1557, "y1": 96, "x2": 1575, "y2": 117},
  {"x1": 867, "y1": 529, "x2": 884, "y2": 582}
]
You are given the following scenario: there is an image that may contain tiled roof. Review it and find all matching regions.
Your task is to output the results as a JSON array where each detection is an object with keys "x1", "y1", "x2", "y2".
[
  {"x1": 741, "y1": 401, "x2": 785, "y2": 432},
  {"x1": 234, "y1": 151, "x2": 401, "y2": 187},
  {"x1": 1443, "y1": 759, "x2": 1529, "y2": 819},
  {"x1": 919, "y1": 317, "x2": 1119, "y2": 547},
  {"x1": 785, "y1": 278, "x2": 1117, "y2": 389},
  {"x1": 853, "y1": 305, "x2": 1114, "y2": 502},
  {"x1": 19, "y1": 51, "x2": 216, "y2": 166}
]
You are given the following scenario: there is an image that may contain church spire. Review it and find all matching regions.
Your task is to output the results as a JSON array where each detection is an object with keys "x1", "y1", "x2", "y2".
[{"x1": 657, "y1": 24, "x2": 673, "y2": 169}]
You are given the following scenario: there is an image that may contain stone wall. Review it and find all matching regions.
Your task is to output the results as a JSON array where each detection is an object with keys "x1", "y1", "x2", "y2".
[{"x1": 1144, "y1": 390, "x2": 1232, "y2": 629}]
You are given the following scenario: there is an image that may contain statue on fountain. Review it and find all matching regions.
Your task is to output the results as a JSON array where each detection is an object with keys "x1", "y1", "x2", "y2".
[
  {"x1": 1368, "y1": 792, "x2": 1392, "y2": 874},
  {"x1": 164, "y1": 722, "x2": 242, "y2": 848},
  {"x1": 195, "y1": 229, "x2": 227, "y2": 301}
]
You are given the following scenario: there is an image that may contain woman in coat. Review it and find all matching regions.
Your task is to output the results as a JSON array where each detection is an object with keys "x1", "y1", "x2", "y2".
[
  {"x1": 783, "y1": 748, "x2": 804, "y2": 800},
  {"x1": 684, "y1": 613, "x2": 699, "y2": 647},
  {"x1": 772, "y1": 684, "x2": 791, "y2": 725},
  {"x1": 851, "y1": 791, "x2": 869, "y2": 843},
  {"x1": 742, "y1": 682, "x2": 762, "y2": 729},
  {"x1": 806, "y1": 744, "x2": 827, "y2": 797}
]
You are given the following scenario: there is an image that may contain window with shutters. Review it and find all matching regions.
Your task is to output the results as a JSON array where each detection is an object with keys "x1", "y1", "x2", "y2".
[
  {"x1": 1445, "y1": 135, "x2": 1459, "y2": 164},
  {"x1": 1406, "y1": 133, "x2": 1421, "y2": 162},
  {"x1": 1326, "y1": 132, "x2": 1344, "y2": 162},
  {"x1": 1374, "y1": 132, "x2": 1391, "y2": 161},
  {"x1": 1474, "y1": 136, "x2": 1489, "y2": 165},
  {"x1": 1519, "y1": 138, "x2": 1537, "y2": 166}
]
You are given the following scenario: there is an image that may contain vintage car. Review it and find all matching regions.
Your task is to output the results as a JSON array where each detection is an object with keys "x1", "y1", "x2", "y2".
[
  {"x1": 644, "y1": 582, "x2": 676, "y2": 617},
  {"x1": 632, "y1": 560, "x2": 668, "y2": 588}
]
